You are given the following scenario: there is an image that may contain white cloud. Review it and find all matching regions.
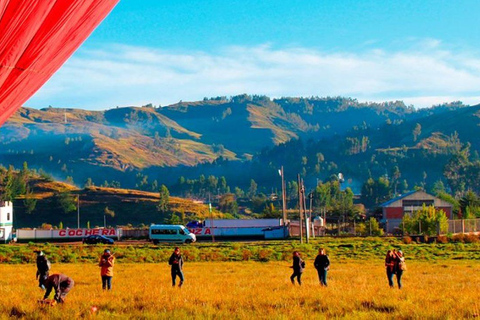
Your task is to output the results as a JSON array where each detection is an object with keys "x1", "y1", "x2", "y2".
[{"x1": 27, "y1": 41, "x2": 480, "y2": 109}]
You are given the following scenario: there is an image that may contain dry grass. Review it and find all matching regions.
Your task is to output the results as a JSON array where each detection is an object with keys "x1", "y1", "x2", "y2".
[{"x1": 2, "y1": 259, "x2": 480, "y2": 319}]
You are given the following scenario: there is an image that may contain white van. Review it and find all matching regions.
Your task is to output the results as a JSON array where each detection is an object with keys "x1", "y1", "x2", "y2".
[{"x1": 149, "y1": 224, "x2": 196, "y2": 244}]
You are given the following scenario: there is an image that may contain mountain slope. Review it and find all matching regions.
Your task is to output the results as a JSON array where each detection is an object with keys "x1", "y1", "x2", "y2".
[{"x1": 0, "y1": 96, "x2": 475, "y2": 191}]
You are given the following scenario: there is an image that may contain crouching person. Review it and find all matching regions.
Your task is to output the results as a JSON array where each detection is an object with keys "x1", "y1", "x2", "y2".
[{"x1": 43, "y1": 274, "x2": 74, "y2": 304}]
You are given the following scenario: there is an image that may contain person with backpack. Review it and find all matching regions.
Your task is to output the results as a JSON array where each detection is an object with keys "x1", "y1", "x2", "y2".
[
  {"x1": 290, "y1": 251, "x2": 305, "y2": 285},
  {"x1": 42, "y1": 273, "x2": 74, "y2": 304},
  {"x1": 393, "y1": 250, "x2": 406, "y2": 289},
  {"x1": 168, "y1": 247, "x2": 184, "y2": 287},
  {"x1": 35, "y1": 251, "x2": 51, "y2": 290},
  {"x1": 314, "y1": 248, "x2": 330, "y2": 286},
  {"x1": 385, "y1": 250, "x2": 396, "y2": 288},
  {"x1": 99, "y1": 249, "x2": 115, "y2": 290}
]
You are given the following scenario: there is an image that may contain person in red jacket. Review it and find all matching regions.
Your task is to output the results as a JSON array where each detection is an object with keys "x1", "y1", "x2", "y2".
[
  {"x1": 99, "y1": 249, "x2": 115, "y2": 290},
  {"x1": 42, "y1": 274, "x2": 74, "y2": 303}
]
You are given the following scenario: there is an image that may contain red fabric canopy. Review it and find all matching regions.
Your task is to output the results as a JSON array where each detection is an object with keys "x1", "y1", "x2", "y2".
[{"x1": 0, "y1": 0, "x2": 119, "y2": 127}]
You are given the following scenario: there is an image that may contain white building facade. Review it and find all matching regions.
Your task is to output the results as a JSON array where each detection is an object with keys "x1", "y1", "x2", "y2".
[{"x1": 0, "y1": 200, "x2": 13, "y2": 242}]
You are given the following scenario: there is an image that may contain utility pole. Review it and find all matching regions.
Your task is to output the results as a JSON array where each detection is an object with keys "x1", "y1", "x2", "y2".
[
  {"x1": 209, "y1": 196, "x2": 215, "y2": 243},
  {"x1": 297, "y1": 174, "x2": 303, "y2": 243},
  {"x1": 77, "y1": 194, "x2": 80, "y2": 229},
  {"x1": 279, "y1": 166, "x2": 287, "y2": 225},
  {"x1": 309, "y1": 192, "x2": 315, "y2": 238},
  {"x1": 302, "y1": 180, "x2": 309, "y2": 243}
]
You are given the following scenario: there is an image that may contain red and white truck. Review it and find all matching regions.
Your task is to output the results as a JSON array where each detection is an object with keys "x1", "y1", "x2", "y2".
[
  {"x1": 15, "y1": 228, "x2": 122, "y2": 242},
  {"x1": 186, "y1": 219, "x2": 288, "y2": 240}
]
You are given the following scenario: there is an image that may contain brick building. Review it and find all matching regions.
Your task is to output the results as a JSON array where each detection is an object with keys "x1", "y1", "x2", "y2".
[{"x1": 381, "y1": 190, "x2": 453, "y2": 233}]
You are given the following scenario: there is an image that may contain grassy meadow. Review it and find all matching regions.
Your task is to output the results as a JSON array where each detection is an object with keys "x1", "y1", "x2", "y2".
[{"x1": 2, "y1": 257, "x2": 480, "y2": 319}]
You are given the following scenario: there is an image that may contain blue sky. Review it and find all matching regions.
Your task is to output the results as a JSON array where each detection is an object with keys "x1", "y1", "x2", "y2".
[{"x1": 27, "y1": 0, "x2": 480, "y2": 110}]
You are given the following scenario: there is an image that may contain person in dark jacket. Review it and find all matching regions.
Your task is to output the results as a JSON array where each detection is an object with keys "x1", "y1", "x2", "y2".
[
  {"x1": 314, "y1": 248, "x2": 330, "y2": 286},
  {"x1": 35, "y1": 251, "x2": 51, "y2": 290},
  {"x1": 385, "y1": 250, "x2": 395, "y2": 288},
  {"x1": 290, "y1": 251, "x2": 305, "y2": 285},
  {"x1": 42, "y1": 274, "x2": 74, "y2": 303},
  {"x1": 393, "y1": 250, "x2": 405, "y2": 289},
  {"x1": 168, "y1": 247, "x2": 184, "y2": 287}
]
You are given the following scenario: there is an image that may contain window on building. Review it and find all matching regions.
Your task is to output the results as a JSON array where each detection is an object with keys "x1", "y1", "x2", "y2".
[
  {"x1": 402, "y1": 199, "x2": 434, "y2": 207},
  {"x1": 7, "y1": 212, "x2": 10, "y2": 221}
]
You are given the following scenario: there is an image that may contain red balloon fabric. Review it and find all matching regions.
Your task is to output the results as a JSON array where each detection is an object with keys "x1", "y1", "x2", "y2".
[{"x1": 0, "y1": 0, "x2": 119, "y2": 127}]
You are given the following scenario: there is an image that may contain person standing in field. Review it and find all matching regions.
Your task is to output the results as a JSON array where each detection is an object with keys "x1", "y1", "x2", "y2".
[
  {"x1": 35, "y1": 250, "x2": 51, "y2": 290},
  {"x1": 169, "y1": 247, "x2": 184, "y2": 287},
  {"x1": 385, "y1": 250, "x2": 396, "y2": 288},
  {"x1": 99, "y1": 249, "x2": 115, "y2": 290},
  {"x1": 314, "y1": 248, "x2": 330, "y2": 286},
  {"x1": 290, "y1": 251, "x2": 305, "y2": 285},
  {"x1": 42, "y1": 274, "x2": 74, "y2": 304},
  {"x1": 393, "y1": 250, "x2": 406, "y2": 289}
]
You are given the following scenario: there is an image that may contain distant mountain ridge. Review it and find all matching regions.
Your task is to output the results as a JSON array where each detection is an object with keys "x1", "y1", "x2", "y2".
[{"x1": 0, "y1": 95, "x2": 476, "y2": 191}]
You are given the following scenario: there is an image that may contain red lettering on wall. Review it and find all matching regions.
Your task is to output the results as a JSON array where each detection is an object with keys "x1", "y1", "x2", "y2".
[
  {"x1": 189, "y1": 228, "x2": 200, "y2": 235},
  {"x1": 204, "y1": 228, "x2": 211, "y2": 235},
  {"x1": 59, "y1": 230, "x2": 66, "y2": 236}
]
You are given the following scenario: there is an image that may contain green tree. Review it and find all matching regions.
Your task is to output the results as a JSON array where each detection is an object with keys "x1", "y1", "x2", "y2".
[
  {"x1": 444, "y1": 145, "x2": 470, "y2": 195},
  {"x1": 431, "y1": 180, "x2": 446, "y2": 195},
  {"x1": 23, "y1": 187, "x2": 37, "y2": 214},
  {"x1": 262, "y1": 203, "x2": 280, "y2": 218},
  {"x1": 57, "y1": 192, "x2": 76, "y2": 213},
  {"x1": 367, "y1": 217, "x2": 384, "y2": 236},
  {"x1": 360, "y1": 177, "x2": 391, "y2": 208},
  {"x1": 66, "y1": 176, "x2": 74, "y2": 185},
  {"x1": 459, "y1": 191, "x2": 480, "y2": 219},
  {"x1": 248, "y1": 179, "x2": 257, "y2": 198},
  {"x1": 84, "y1": 178, "x2": 94, "y2": 188},
  {"x1": 391, "y1": 166, "x2": 401, "y2": 196},
  {"x1": 401, "y1": 205, "x2": 448, "y2": 236},
  {"x1": 166, "y1": 213, "x2": 182, "y2": 225},
  {"x1": 219, "y1": 176, "x2": 228, "y2": 194},
  {"x1": 412, "y1": 123, "x2": 421, "y2": 142},
  {"x1": 104, "y1": 206, "x2": 115, "y2": 227},
  {"x1": 158, "y1": 184, "x2": 170, "y2": 213},
  {"x1": 218, "y1": 194, "x2": 238, "y2": 215}
]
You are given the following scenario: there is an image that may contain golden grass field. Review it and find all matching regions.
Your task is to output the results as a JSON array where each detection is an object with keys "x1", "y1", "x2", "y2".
[{"x1": 1, "y1": 259, "x2": 480, "y2": 319}]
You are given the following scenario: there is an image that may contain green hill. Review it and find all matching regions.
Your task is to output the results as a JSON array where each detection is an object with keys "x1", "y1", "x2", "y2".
[
  {"x1": 0, "y1": 95, "x2": 477, "y2": 194},
  {"x1": 9, "y1": 177, "x2": 223, "y2": 229}
]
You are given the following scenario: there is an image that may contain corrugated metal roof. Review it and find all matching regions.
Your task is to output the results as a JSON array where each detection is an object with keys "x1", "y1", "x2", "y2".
[{"x1": 380, "y1": 190, "x2": 418, "y2": 207}]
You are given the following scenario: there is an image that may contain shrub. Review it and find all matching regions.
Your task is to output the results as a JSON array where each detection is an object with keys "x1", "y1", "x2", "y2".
[
  {"x1": 402, "y1": 236, "x2": 412, "y2": 244},
  {"x1": 257, "y1": 249, "x2": 273, "y2": 262},
  {"x1": 182, "y1": 248, "x2": 199, "y2": 261},
  {"x1": 242, "y1": 249, "x2": 252, "y2": 261},
  {"x1": 464, "y1": 233, "x2": 479, "y2": 243},
  {"x1": 436, "y1": 235, "x2": 449, "y2": 244},
  {"x1": 452, "y1": 234, "x2": 465, "y2": 243}
]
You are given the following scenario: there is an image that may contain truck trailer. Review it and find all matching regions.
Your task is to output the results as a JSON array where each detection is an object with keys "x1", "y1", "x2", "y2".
[
  {"x1": 15, "y1": 228, "x2": 122, "y2": 242},
  {"x1": 186, "y1": 219, "x2": 288, "y2": 240}
]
